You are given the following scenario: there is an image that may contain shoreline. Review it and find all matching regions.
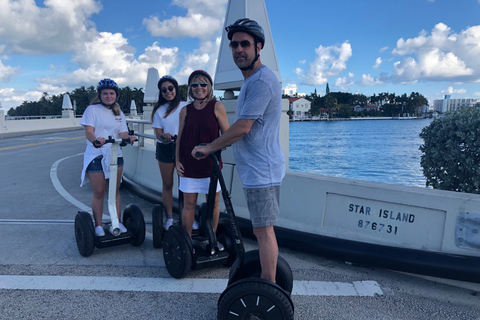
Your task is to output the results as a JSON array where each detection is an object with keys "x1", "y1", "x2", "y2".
[{"x1": 290, "y1": 116, "x2": 424, "y2": 122}]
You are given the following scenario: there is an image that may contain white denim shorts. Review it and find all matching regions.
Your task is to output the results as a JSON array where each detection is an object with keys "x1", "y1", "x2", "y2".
[{"x1": 179, "y1": 176, "x2": 220, "y2": 194}]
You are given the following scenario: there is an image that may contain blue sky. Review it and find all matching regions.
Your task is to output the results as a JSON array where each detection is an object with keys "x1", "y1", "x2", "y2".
[{"x1": 1, "y1": 0, "x2": 480, "y2": 111}]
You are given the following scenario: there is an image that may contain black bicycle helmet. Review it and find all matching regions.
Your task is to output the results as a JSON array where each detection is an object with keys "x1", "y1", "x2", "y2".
[
  {"x1": 157, "y1": 75, "x2": 178, "y2": 90},
  {"x1": 97, "y1": 78, "x2": 119, "y2": 95},
  {"x1": 188, "y1": 70, "x2": 213, "y2": 86},
  {"x1": 226, "y1": 18, "x2": 265, "y2": 49}
]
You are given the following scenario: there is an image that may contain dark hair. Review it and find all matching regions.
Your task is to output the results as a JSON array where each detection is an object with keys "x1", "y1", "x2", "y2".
[{"x1": 151, "y1": 75, "x2": 181, "y2": 122}]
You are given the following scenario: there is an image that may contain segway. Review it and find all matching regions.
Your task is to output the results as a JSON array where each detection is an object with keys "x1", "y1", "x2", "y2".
[
  {"x1": 75, "y1": 136, "x2": 146, "y2": 257},
  {"x1": 161, "y1": 151, "x2": 233, "y2": 278},
  {"x1": 183, "y1": 151, "x2": 294, "y2": 319}
]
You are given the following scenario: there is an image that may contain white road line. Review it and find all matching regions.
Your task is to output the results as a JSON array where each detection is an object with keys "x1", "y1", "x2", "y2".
[
  {"x1": 50, "y1": 153, "x2": 92, "y2": 214},
  {"x1": 49, "y1": 153, "x2": 153, "y2": 241},
  {"x1": 0, "y1": 275, "x2": 383, "y2": 296}
]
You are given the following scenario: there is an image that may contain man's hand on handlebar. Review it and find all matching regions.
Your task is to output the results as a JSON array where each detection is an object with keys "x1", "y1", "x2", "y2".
[{"x1": 191, "y1": 144, "x2": 209, "y2": 160}]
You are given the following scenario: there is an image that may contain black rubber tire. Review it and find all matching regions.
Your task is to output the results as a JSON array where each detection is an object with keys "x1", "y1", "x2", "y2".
[
  {"x1": 229, "y1": 250, "x2": 294, "y2": 294},
  {"x1": 162, "y1": 225, "x2": 192, "y2": 279},
  {"x1": 123, "y1": 204, "x2": 146, "y2": 247},
  {"x1": 217, "y1": 278, "x2": 294, "y2": 320},
  {"x1": 216, "y1": 218, "x2": 238, "y2": 267},
  {"x1": 152, "y1": 204, "x2": 164, "y2": 248},
  {"x1": 74, "y1": 211, "x2": 95, "y2": 257}
]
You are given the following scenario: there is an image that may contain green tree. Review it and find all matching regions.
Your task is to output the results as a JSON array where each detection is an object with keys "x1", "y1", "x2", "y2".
[
  {"x1": 325, "y1": 83, "x2": 330, "y2": 95},
  {"x1": 178, "y1": 84, "x2": 188, "y2": 101},
  {"x1": 420, "y1": 107, "x2": 480, "y2": 193},
  {"x1": 409, "y1": 92, "x2": 428, "y2": 117}
]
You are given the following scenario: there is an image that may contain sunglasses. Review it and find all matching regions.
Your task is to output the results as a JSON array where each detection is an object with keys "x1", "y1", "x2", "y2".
[
  {"x1": 161, "y1": 85, "x2": 174, "y2": 93},
  {"x1": 229, "y1": 40, "x2": 251, "y2": 50},
  {"x1": 191, "y1": 82, "x2": 208, "y2": 88}
]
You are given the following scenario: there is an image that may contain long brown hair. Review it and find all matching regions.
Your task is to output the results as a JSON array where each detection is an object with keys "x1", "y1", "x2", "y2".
[{"x1": 151, "y1": 76, "x2": 181, "y2": 122}]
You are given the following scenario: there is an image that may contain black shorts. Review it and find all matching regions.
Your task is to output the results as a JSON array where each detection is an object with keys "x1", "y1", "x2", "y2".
[{"x1": 156, "y1": 142, "x2": 176, "y2": 163}]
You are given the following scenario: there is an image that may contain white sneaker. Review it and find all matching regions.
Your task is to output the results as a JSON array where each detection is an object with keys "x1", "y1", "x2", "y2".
[
  {"x1": 164, "y1": 218, "x2": 173, "y2": 231},
  {"x1": 119, "y1": 223, "x2": 127, "y2": 233},
  {"x1": 192, "y1": 220, "x2": 200, "y2": 230},
  {"x1": 95, "y1": 226, "x2": 105, "y2": 237},
  {"x1": 217, "y1": 242, "x2": 225, "y2": 251}
]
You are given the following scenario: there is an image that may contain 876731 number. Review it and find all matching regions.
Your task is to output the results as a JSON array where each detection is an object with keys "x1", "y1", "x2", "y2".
[{"x1": 358, "y1": 220, "x2": 398, "y2": 235}]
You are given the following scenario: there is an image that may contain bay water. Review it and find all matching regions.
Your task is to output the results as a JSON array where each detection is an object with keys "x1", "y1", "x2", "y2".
[{"x1": 288, "y1": 119, "x2": 434, "y2": 188}]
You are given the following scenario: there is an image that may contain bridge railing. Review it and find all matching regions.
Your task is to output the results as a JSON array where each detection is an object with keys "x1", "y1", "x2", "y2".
[{"x1": 126, "y1": 119, "x2": 155, "y2": 147}]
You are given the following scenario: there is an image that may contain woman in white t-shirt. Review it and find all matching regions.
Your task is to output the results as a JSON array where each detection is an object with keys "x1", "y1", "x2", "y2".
[
  {"x1": 80, "y1": 78, "x2": 136, "y2": 237},
  {"x1": 151, "y1": 75, "x2": 188, "y2": 230}
]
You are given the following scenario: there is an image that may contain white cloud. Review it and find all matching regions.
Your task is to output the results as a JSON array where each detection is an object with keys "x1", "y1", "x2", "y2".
[
  {"x1": 335, "y1": 77, "x2": 354, "y2": 91},
  {"x1": 301, "y1": 42, "x2": 352, "y2": 86},
  {"x1": 0, "y1": 0, "x2": 101, "y2": 55},
  {"x1": 391, "y1": 23, "x2": 479, "y2": 82},
  {"x1": 441, "y1": 86, "x2": 467, "y2": 95},
  {"x1": 293, "y1": 68, "x2": 303, "y2": 76},
  {"x1": 143, "y1": 0, "x2": 227, "y2": 40},
  {"x1": 0, "y1": 59, "x2": 21, "y2": 82},
  {"x1": 373, "y1": 57, "x2": 382, "y2": 69},
  {"x1": 0, "y1": 88, "x2": 42, "y2": 110},
  {"x1": 359, "y1": 74, "x2": 384, "y2": 86},
  {"x1": 299, "y1": 59, "x2": 306, "y2": 64}
]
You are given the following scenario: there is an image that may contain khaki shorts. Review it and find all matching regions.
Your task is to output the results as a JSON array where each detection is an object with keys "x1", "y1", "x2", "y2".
[{"x1": 244, "y1": 186, "x2": 280, "y2": 228}]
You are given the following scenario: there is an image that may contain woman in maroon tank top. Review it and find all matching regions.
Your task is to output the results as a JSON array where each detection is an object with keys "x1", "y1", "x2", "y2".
[{"x1": 176, "y1": 70, "x2": 229, "y2": 237}]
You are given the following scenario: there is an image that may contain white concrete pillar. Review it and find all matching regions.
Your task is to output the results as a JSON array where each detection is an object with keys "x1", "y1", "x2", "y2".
[
  {"x1": 130, "y1": 100, "x2": 137, "y2": 116},
  {"x1": 62, "y1": 94, "x2": 74, "y2": 119}
]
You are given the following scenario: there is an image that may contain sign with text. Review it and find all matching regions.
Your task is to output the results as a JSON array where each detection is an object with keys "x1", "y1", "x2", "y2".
[{"x1": 323, "y1": 193, "x2": 446, "y2": 250}]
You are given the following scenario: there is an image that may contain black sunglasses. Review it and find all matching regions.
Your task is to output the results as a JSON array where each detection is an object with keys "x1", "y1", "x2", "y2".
[
  {"x1": 161, "y1": 85, "x2": 174, "y2": 93},
  {"x1": 191, "y1": 82, "x2": 208, "y2": 88},
  {"x1": 229, "y1": 40, "x2": 251, "y2": 50}
]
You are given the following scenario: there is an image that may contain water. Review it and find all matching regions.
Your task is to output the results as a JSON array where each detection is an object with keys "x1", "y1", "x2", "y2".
[{"x1": 289, "y1": 119, "x2": 434, "y2": 187}]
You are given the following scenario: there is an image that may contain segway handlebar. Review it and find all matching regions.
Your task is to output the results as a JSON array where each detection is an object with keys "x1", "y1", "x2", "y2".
[
  {"x1": 160, "y1": 134, "x2": 177, "y2": 143},
  {"x1": 93, "y1": 136, "x2": 138, "y2": 148}
]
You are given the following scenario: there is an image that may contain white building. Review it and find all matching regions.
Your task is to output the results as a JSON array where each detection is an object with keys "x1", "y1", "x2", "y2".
[
  {"x1": 287, "y1": 97, "x2": 311, "y2": 120},
  {"x1": 433, "y1": 95, "x2": 480, "y2": 113}
]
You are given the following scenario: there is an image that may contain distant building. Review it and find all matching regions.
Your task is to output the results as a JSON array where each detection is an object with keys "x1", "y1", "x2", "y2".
[
  {"x1": 353, "y1": 104, "x2": 378, "y2": 112},
  {"x1": 433, "y1": 95, "x2": 480, "y2": 113},
  {"x1": 287, "y1": 97, "x2": 311, "y2": 120}
]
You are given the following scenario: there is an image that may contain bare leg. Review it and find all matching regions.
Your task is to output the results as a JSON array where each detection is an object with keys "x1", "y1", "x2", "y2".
[
  {"x1": 182, "y1": 192, "x2": 198, "y2": 237},
  {"x1": 253, "y1": 225, "x2": 278, "y2": 282},
  {"x1": 87, "y1": 171, "x2": 106, "y2": 227},
  {"x1": 158, "y1": 161, "x2": 175, "y2": 217}
]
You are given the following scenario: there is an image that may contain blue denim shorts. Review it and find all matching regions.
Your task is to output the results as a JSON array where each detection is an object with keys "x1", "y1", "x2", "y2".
[
  {"x1": 244, "y1": 186, "x2": 281, "y2": 228},
  {"x1": 86, "y1": 157, "x2": 124, "y2": 173}
]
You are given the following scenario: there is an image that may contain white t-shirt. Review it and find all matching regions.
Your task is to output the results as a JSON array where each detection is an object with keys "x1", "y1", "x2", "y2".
[
  {"x1": 79, "y1": 104, "x2": 129, "y2": 186},
  {"x1": 152, "y1": 101, "x2": 187, "y2": 143}
]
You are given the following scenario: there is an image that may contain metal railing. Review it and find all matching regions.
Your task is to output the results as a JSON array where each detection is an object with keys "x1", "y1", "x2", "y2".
[{"x1": 126, "y1": 119, "x2": 155, "y2": 147}]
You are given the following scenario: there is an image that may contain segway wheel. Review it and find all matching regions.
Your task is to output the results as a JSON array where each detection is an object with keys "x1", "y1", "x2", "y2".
[
  {"x1": 163, "y1": 226, "x2": 192, "y2": 279},
  {"x1": 229, "y1": 250, "x2": 294, "y2": 294},
  {"x1": 217, "y1": 278, "x2": 294, "y2": 320},
  {"x1": 74, "y1": 211, "x2": 95, "y2": 257},
  {"x1": 123, "y1": 204, "x2": 146, "y2": 246},
  {"x1": 152, "y1": 204, "x2": 164, "y2": 248},
  {"x1": 216, "y1": 218, "x2": 238, "y2": 267}
]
